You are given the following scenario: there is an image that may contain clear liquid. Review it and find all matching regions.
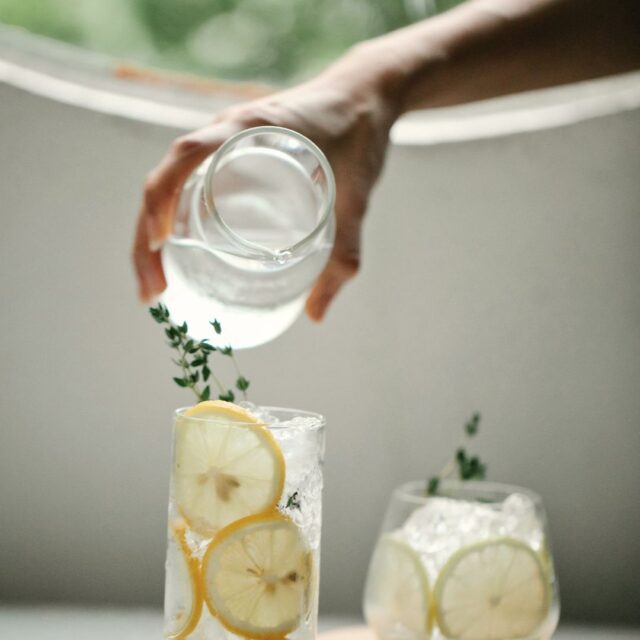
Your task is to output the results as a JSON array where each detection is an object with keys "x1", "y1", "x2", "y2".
[
  {"x1": 161, "y1": 239, "x2": 311, "y2": 349},
  {"x1": 209, "y1": 146, "x2": 322, "y2": 251},
  {"x1": 161, "y1": 144, "x2": 333, "y2": 349}
]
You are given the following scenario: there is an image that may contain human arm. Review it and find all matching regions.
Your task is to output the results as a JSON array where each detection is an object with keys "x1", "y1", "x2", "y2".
[
  {"x1": 355, "y1": 0, "x2": 640, "y2": 112},
  {"x1": 133, "y1": 0, "x2": 640, "y2": 319}
]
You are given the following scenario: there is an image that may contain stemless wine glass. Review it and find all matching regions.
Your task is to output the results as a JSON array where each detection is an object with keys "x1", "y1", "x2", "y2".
[
  {"x1": 364, "y1": 480, "x2": 560, "y2": 640},
  {"x1": 164, "y1": 404, "x2": 325, "y2": 640}
]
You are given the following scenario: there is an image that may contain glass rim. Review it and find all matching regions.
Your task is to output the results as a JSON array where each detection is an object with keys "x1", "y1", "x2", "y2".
[
  {"x1": 173, "y1": 404, "x2": 325, "y2": 431},
  {"x1": 393, "y1": 479, "x2": 544, "y2": 507},
  {"x1": 203, "y1": 125, "x2": 336, "y2": 259}
]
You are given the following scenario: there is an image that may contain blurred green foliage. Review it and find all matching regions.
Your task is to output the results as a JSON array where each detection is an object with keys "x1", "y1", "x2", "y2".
[
  {"x1": 0, "y1": 0, "x2": 464, "y2": 83},
  {"x1": 0, "y1": 0, "x2": 81, "y2": 42}
]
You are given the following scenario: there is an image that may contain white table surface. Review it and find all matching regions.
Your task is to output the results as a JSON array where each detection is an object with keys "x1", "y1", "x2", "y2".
[{"x1": 0, "y1": 605, "x2": 638, "y2": 639}]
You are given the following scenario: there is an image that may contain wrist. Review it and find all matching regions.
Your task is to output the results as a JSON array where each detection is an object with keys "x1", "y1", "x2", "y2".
[
  {"x1": 346, "y1": 25, "x2": 447, "y2": 117},
  {"x1": 344, "y1": 39, "x2": 410, "y2": 120}
]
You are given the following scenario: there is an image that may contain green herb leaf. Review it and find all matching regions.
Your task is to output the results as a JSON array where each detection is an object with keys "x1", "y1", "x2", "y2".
[
  {"x1": 152, "y1": 310, "x2": 250, "y2": 403},
  {"x1": 286, "y1": 492, "x2": 301, "y2": 510},
  {"x1": 459, "y1": 461, "x2": 473, "y2": 480},
  {"x1": 149, "y1": 306, "x2": 166, "y2": 323},
  {"x1": 427, "y1": 412, "x2": 488, "y2": 495},
  {"x1": 465, "y1": 413, "x2": 481, "y2": 437}
]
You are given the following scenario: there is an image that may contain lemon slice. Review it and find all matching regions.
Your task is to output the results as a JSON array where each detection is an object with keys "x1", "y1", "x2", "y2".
[
  {"x1": 434, "y1": 537, "x2": 549, "y2": 640},
  {"x1": 203, "y1": 512, "x2": 312, "y2": 639},
  {"x1": 175, "y1": 401, "x2": 285, "y2": 536},
  {"x1": 164, "y1": 521, "x2": 204, "y2": 639},
  {"x1": 364, "y1": 533, "x2": 431, "y2": 638}
]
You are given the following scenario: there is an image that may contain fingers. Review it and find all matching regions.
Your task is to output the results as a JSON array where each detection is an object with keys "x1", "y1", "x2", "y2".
[
  {"x1": 133, "y1": 207, "x2": 166, "y2": 303},
  {"x1": 305, "y1": 253, "x2": 360, "y2": 321},
  {"x1": 143, "y1": 124, "x2": 237, "y2": 250},
  {"x1": 133, "y1": 121, "x2": 242, "y2": 302},
  {"x1": 305, "y1": 196, "x2": 363, "y2": 321}
]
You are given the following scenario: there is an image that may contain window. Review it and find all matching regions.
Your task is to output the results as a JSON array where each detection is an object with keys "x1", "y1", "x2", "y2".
[{"x1": 0, "y1": 0, "x2": 463, "y2": 84}]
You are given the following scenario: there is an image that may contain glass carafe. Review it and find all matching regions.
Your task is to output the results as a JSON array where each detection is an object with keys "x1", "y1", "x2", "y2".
[{"x1": 160, "y1": 126, "x2": 335, "y2": 349}]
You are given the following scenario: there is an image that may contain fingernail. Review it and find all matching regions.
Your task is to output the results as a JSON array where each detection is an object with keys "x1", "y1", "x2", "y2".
[{"x1": 148, "y1": 237, "x2": 164, "y2": 252}]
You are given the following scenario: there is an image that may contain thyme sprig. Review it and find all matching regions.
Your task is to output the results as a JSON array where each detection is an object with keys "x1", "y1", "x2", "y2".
[
  {"x1": 149, "y1": 303, "x2": 250, "y2": 403},
  {"x1": 427, "y1": 412, "x2": 488, "y2": 496},
  {"x1": 286, "y1": 491, "x2": 301, "y2": 511}
]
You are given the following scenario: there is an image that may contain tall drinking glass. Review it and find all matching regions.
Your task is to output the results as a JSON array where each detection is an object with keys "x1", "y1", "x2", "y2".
[
  {"x1": 364, "y1": 480, "x2": 560, "y2": 640},
  {"x1": 164, "y1": 405, "x2": 325, "y2": 640}
]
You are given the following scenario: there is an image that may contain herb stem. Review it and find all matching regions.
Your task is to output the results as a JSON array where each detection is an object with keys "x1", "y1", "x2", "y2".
[
  {"x1": 208, "y1": 369, "x2": 227, "y2": 397},
  {"x1": 229, "y1": 354, "x2": 247, "y2": 400},
  {"x1": 427, "y1": 413, "x2": 487, "y2": 496},
  {"x1": 438, "y1": 457, "x2": 457, "y2": 482},
  {"x1": 150, "y1": 304, "x2": 250, "y2": 404},
  {"x1": 178, "y1": 342, "x2": 204, "y2": 399}
]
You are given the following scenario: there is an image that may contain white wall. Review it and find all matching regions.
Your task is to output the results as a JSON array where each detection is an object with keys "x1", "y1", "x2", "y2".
[{"x1": 0, "y1": 79, "x2": 639, "y2": 624}]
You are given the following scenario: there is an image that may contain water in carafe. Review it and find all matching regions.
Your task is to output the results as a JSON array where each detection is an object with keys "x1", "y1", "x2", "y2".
[{"x1": 160, "y1": 127, "x2": 335, "y2": 349}]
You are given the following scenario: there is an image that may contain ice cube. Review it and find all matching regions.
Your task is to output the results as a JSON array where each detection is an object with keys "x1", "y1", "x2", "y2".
[
  {"x1": 402, "y1": 497, "x2": 496, "y2": 576},
  {"x1": 502, "y1": 492, "x2": 544, "y2": 549},
  {"x1": 401, "y1": 493, "x2": 545, "y2": 578},
  {"x1": 272, "y1": 418, "x2": 323, "y2": 488},
  {"x1": 281, "y1": 464, "x2": 323, "y2": 549},
  {"x1": 272, "y1": 419, "x2": 324, "y2": 550},
  {"x1": 238, "y1": 401, "x2": 278, "y2": 425}
]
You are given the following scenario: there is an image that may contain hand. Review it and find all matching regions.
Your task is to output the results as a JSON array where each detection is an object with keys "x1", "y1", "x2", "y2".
[{"x1": 132, "y1": 47, "x2": 399, "y2": 321}]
